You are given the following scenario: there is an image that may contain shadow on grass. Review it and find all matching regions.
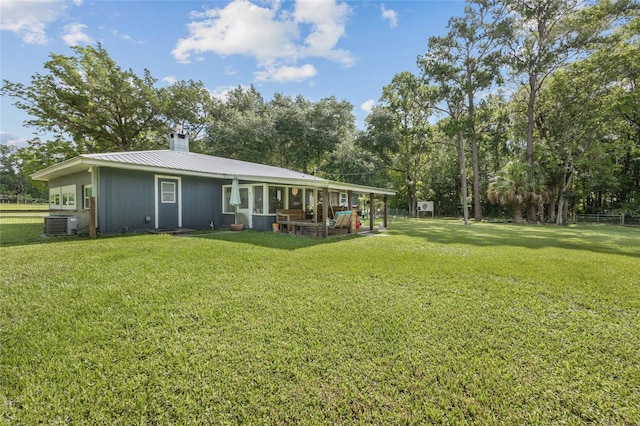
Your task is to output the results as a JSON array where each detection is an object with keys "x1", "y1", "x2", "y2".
[
  {"x1": 186, "y1": 229, "x2": 360, "y2": 251},
  {"x1": 388, "y1": 219, "x2": 640, "y2": 259}
]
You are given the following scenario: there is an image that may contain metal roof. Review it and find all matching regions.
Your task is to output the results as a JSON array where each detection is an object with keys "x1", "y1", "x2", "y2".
[
  {"x1": 32, "y1": 149, "x2": 396, "y2": 196},
  {"x1": 82, "y1": 150, "x2": 319, "y2": 180}
]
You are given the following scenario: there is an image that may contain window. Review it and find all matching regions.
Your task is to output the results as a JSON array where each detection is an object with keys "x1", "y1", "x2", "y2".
[
  {"x1": 223, "y1": 185, "x2": 249, "y2": 213},
  {"x1": 223, "y1": 186, "x2": 232, "y2": 213},
  {"x1": 239, "y1": 188, "x2": 249, "y2": 209},
  {"x1": 268, "y1": 186, "x2": 285, "y2": 214},
  {"x1": 289, "y1": 187, "x2": 303, "y2": 209},
  {"x1": 340, "y1": 192, "x2": 348, "y2": 207},
  {"x1": 329, "y1": 191, "x2": 339, "y2": 207},
  {"x1": 61, "y1": 185, "x2": 76, "y2": 208},
  {"x1": 83, "y1": 185, "x2": 92, "y2": 209},
  {"x1": 49, "y1": 185, "x2": 76, "y2": 210},
  {"x1": 161, "y1": 182, "x2": 176, "y2": 203},
  {"x1": 49, "y1": 188, "x2": 61, "y2": 208},
  {"x1": 253, "y1": 185, "x2": 264, "y2": 214}
]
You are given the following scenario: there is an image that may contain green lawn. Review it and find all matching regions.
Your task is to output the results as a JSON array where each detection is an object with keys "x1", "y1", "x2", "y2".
[
  {"x1": 0, "y1": 213, "x2": 49, "y2": 247},
  {"x1": 1, "y1": 220, "x2": 639, "y2": 424},
  {"x1": 0, "y1": 203, "x2": 48, "y2": 211}
]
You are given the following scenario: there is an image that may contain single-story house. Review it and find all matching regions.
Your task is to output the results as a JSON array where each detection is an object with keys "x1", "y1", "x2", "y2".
[{"x1": 31, "y1": 133, "x2": 395, "y2": 237}]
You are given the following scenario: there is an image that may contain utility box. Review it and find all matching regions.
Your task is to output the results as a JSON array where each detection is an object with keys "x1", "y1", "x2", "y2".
[{"x1": 44, "y1": 216, "x2": 79, "y2": 236}]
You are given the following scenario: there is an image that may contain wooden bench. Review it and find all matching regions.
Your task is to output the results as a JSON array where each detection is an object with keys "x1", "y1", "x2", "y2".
[
  {"x1": 288, "y1": 221, "x2": 324, "y2": 237},
  {"x1": 276, "y1": 209, "x2": 306, "y2": 232},
  {"x1": 276, "y1": 209, "x2": 305, "y2": 222}
]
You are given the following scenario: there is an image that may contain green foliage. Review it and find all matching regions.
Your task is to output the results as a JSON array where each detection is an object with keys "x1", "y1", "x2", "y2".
[
  {"x1": 1, "y1": 220, "x2": 639, "y2": 423},
  {"x1": 358, "y1": 72, "x2": 433, "y2": 216},
  {"x1": 1, "y1": 44, "x2": 168, "y2": 153},
  {"x1": 0, "y1": 143, "x2": 48, "y2": 199},
  {"x1": 206, "y1": 85, "x2": 274, "y2": 164},
  {"x1": 488, "y1": 160, "x2": 549, "y2": 222},
  {"x1": 206, "y1": 87, "x2": 355, "y2": 175},
  {"x1": 159, "y1": 79, "x2": 218, "y2": 144}
]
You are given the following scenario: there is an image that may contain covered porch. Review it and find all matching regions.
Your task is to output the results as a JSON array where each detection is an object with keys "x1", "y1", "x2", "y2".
[{"x1": 222, "y1": 180, "x2": 394, "y2": 238}]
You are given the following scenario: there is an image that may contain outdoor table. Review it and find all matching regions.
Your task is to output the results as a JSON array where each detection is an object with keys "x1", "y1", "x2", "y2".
[{"x1": 283, "y1": 220, "x2": 324, "y2": 237}]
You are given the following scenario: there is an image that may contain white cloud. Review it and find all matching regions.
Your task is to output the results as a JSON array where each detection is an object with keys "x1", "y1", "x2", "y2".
[
  {"x1": 381, "y1": 4, "x2": 398, "y2": 28},
  {"x1": 172, "y1": 0, "x2": 353, "y2": 82},
  {"x1": 0, "y1": 0, "x2": 79, "y2": 44},
  {"x1": 62, "y1": 23, "x2": 92, "y2": 46},
  {"x1": 209, "y1": 85, "x2": 249, "y2": 102},
  {"x1": 255, "y1": 63, "x2": 316, "y2": 82},
  {"x1": 172, "y1": 0, "x2": 297, "y2": 64},
  {"x1": 0, "y1": 131, "x2": 27, "y2": 148},
  {"x1": 110, "y1": 28, "x2": 131, "y2": 40},
  {"x1": 162, "y1": 75, "x2": 178, "y2": 85},
  {"x1": 360, "y1": 99, "x2": 376, "y2": 113},
  {"x1": 294, "y1": 0, "x2": 353, "y2": 65}
]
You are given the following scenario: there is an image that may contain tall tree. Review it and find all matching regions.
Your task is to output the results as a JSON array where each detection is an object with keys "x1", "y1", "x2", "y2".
[
  {"x1": 594, "y1": 14, "x2": 640, "y2": 211},
  {"x1": 418, "y1": 38, "x2": 470, "y2": 225},
  {"x1": 537, "y1": 65, "x2": 607, "y2": 224},
  {"x1": 159, "y1": 79, "x2": 218, "y2": 151},
  {"x1": 505, "y1": 0, "x2": 636, "y2": 219},
  {"x1": 270, "y1": 94, "x2": 355, "y2": 174},
  {"x1": 1, "y1": 44, "x2": 168, "y2": 153},
  {"x1": 358, "y1": 72, "x2": 432, "y2": 217},
  {"x1": 206, "y1": 85, "x2": 274, "y2": 164},
  {"x1": 419, "y1": 0, "x2": 510, "y2": 221}
]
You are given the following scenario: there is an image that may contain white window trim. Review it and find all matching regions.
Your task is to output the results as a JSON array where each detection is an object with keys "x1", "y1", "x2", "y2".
[
  {"x1": 154, "y1": 175, "x2": 182, "y2": 229},
  {"x1": 83, "y1": 184, "x2": 92, "y2": 210},
  {"x1": 49, "y1": 187, "x2": 61, "y2": 209},
  {"x1": 161, "y1": 181, "x2": 176, "y2": 203},
  {"x1": 49, "y1": 185, "x2": 77, "y2": 210}
]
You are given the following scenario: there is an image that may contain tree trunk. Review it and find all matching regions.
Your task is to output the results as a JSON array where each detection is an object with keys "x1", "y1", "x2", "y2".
[
  {"x1": 548, "y1": 189, "x2": 557, "y2": 224},
  {"x1": 556, "y1": 168, "x2": 573, "y2": 225},
  {"x1": 471, "y1": 136, "x2": 482, "y2": 222},
  {"x1": 468, "y1": 89, "x2": 482, "y2": 222},
  {"x1": 407, "y1": 184, "x2": 416, "y2": 218},
  {"x1": 456, "y1": 132, "x2": 469, "y2": 226},
  {"x1": 526, "y1": 73, "x2": 538, "y2": 222},
  {"x1": 556, "y1": 194, "x2": 565, "y2": 225},
  {"x1": 526, "y1": 74, "x2": 537, "y2": 167}
]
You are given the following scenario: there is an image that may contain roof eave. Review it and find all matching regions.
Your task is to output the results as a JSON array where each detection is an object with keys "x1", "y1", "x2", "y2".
[
  {"x1": 31, "y1": 157, "x2": 89, "y2": 181},
  {"x1": 32, "y1": 155, "x2": 396, "y2": 196}
]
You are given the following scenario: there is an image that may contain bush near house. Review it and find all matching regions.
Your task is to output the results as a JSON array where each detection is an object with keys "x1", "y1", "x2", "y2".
[{"x1": 1, "y1": 220, "x2": 639, "y2": 423}]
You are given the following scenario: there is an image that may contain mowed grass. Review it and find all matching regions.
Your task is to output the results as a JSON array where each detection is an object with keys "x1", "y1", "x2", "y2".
[
  {"x1": 0, "y1": 203, "x2": 49, "y2": 211},
  {"x1": 0, "y1": 214, "x2": 49, "y2": 247},
  {"x1": 1, "y1": 220, "x2": 639, "y2": 424}
]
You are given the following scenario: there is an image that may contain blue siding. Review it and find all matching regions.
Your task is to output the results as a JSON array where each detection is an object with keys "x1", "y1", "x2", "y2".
[
  {"x1": 98, "y1": 168, "x2": 154, "y2": 234},
  {"x1": 181, "y1": 176, "x2": 222, "y2": 229},
  {"x1": 251, "y1": 215, "x2": 276, "y2": 232},
  {"x1": 97, "y1": 168, "x2": 226, "y2": 234}
]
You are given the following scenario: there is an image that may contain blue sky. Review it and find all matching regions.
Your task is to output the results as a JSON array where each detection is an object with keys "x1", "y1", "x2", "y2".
[{"x1": 1, "y1": 0, "x2": 466, "y2": 148}]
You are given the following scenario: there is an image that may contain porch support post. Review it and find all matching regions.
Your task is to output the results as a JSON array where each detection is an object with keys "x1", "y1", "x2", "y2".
[
  {"x1": 383, "y1": 195, "x2": 388, "y2": 229},
  {"x1": 369, "y1": 192, "x2": 374, "y2": 231},
  {"x1": 347, "y1": 190, "x2": 353, "y2": 234},
  {"x1": 89, "y1": 196, "x2": 96, "y2": 237},
  {"x1": 322, "y1": 188, "x2": 329, "y2": 238}
]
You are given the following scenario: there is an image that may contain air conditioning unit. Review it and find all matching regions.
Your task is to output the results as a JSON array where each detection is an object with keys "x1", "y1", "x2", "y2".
[{"x1": 44, "y1": 216, "x2": 79, "y2": 236}]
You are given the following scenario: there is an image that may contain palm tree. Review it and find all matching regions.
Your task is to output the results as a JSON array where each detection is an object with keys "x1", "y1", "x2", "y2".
[{"x1": 488, "y1": 160, "x2": 548, "y2": 223}]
